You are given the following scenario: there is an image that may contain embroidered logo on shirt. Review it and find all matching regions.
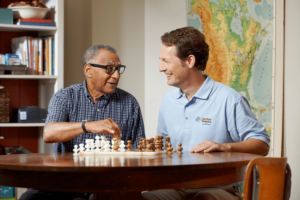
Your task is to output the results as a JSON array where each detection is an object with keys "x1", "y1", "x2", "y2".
[
  {"x1": 195, "y1": 116, "x2": 201, "y2": 122},
  {"x1": 202, "y1": 117, "x2": 212, "y2": 125}
]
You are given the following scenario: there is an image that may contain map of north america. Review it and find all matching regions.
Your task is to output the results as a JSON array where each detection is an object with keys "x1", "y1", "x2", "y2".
[{"x1": 188, "y1": 0, "x2": 273, "y2": 137}]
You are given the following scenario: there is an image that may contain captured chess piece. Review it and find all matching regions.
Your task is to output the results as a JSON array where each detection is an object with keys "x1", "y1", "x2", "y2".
[
  {"x1": 166, "y1": 143, "x2": 173, "y2": 155},
  {"x1": 126, "y1": 140, "x2": 133, "y2": 151},
  {"x1": 177, "y1": 143, "x2": 183, "y2": 155}
]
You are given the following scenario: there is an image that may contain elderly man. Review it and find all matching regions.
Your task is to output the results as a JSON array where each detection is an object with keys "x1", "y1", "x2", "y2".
[
  {"x1": 142, "y1": 27, "x2": 270, "y2": 200},
  {"x1": 20, "y1": 44, "x2": 145, "y2": 200}
]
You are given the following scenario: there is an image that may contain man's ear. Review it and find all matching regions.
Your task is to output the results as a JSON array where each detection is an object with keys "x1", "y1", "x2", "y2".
[
  {"x1": 84, "y1": 64, "x2": 92, "y2": 77},
  {"x1": 185, "y1": 55, "x2": 196, "y2": 69}
]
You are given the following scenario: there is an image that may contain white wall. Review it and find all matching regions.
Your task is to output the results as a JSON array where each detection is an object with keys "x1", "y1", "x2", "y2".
[
  {"x1": 91, "y1": 0, "x2": 145, "y2": 114},
  {"x1": 284, "y1": 0, "x2": 300, "y2": 199},
  {"x1": 145, "y1": 0, "x2": 187, "y2": 138}
]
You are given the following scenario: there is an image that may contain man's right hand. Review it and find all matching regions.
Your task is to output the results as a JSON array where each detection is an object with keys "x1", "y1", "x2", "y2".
[{"x1": 85, "y1": 118, "x2": 122, "y2": 140}]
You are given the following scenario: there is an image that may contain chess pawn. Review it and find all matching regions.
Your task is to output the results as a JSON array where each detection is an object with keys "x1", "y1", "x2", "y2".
[
  {"x1": 85, "y1": 139, "x2": 91, "y2": 152},
  {"x1": 104, "y1": 141, "x2": 111, "y2": 152},
  {"x1": 137, "y1": 141, "x2": 143, "y2": 152},
  {"x1": 119, "y1": 140, "x2": 126, "y2": 152},
  {"x1": 146, "y1": 139, "x2": 153, "y2": 152},
  {"x1": 112, "y1": 138, "x2": 119, "y2": 152},
  {"x1": 167, "y1": 143, "x2": 173, "y2": 155},
  {"x1": 79, "y1": 144, "x2": 85, "y2": 152},
  {"x1": 126, "y1": 140, "x2": 133, "y2": 151},
  {"x1": 141, "y1": 138, "x2": 146, "y2": 152},
  {"x1": 177, "y1": 143, "x2": 183, "y2": 155},
  {"x1": 165, "y1": 137, "x2": 170, "y2": 150},
  {"x1": 73, "y1": 145, "x2": 79, "y2": 155}
]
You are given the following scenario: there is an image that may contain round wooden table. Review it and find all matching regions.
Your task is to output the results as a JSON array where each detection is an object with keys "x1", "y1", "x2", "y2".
[{"x1": 0, "y1": 152, "x2": 260, "y2": 199}]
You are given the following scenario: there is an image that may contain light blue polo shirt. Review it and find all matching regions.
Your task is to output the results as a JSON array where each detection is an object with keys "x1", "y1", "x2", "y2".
[{"x1": 157, "y1": 75, "x2": 270, "y2": 150}]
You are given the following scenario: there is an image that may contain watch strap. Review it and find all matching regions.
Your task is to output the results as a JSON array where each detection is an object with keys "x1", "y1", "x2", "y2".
[{"x1": 82, "y1": 120, "x2": 88, "y2": 133}]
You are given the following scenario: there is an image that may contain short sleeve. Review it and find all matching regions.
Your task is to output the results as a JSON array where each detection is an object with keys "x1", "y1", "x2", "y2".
[
  {"x1": 228, "y1": 96, "x2": 270, "y2": 146},
  {"x1": 45, "y1": 89, "x2": 69, "y2": 125}
]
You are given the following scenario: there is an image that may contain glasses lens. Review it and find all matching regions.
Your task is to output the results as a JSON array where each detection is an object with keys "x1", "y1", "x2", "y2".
[
  {"x1": 118, "y1": 66, "x2": 125, "y2": 74},
  {"x1": 106, "y1": 65, "x2": 115, "y2": 74}
]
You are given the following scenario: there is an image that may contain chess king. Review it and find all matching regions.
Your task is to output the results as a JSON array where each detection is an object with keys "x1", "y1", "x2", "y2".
[
  {"x1": 142, "y1": 27, "x2": 270, "y2": 200},
  {"x1": 20, "y1": 44, "x2": 145, "y2": 200}
]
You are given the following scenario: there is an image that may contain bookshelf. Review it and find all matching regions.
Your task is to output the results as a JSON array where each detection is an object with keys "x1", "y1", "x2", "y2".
[{"x1": 0, "y1": 0, "x2": 64, "y2": 153}]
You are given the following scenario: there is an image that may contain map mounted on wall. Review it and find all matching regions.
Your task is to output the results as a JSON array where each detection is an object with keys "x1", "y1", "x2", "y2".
[{"x1": 188, "y1": 0, "x2": 284, "y2": 156}]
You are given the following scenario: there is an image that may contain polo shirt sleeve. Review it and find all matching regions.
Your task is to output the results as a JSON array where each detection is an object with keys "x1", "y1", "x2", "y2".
[
  {"x1": 45, "y1": 89, "x2": 69, "y2": 125},
  {"x1": 228, "y1": 96, "x2": 270, "y2": 146}
]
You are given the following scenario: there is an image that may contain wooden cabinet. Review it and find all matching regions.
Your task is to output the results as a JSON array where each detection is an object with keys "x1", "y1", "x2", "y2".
[{"x1": 0, "y1": 0, "x2": 64, "y2": 153}]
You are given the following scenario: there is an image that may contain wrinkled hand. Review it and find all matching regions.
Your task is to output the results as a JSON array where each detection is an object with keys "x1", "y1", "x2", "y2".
[
  {"x1": 190, "y1": 140, "x2": 230, "y2": 153},
  {"x1": 86, "y1": 118, "x2": 122, "y2": 140}
]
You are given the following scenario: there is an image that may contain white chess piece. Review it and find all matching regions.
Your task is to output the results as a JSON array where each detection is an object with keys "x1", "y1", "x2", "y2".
[
  {"x1": 90, "y1": 139, "x2": 95, "y2": 152},
  {"x1": 73, "y1": 145, "x2": 79, "y2": 155},
  {"x1": 95, "y1": 139, "x2": 101, "y2": 152},
  {"x1": 119, "y1": 140, "x2": 126, "y2": 152},
  {"x1": 79, "y1": 144, "x2": 85, "y2": 152},
  {"x1": 104, "y1": 141, "x2": 111, "y2": 152},
  {"x1": 85, "y1": 139, "x2": 91, "y2": 152},
  {"x1": 101, "y1": 136, "x2": 106, "y2": 150}
]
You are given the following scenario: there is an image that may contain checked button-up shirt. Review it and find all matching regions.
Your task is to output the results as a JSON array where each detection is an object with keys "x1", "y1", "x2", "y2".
[{"x1": 45, "y1": 79, "x2": 145, "y2": 153}]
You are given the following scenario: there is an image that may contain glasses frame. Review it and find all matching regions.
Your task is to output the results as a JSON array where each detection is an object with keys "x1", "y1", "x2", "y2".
[{"x1": 88, "y1": 63, "x2": 126, "y2": 75}]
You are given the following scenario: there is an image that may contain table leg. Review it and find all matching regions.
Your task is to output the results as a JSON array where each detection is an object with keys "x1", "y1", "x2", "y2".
[{"x1": 94, "y1": 191, "x2": 143, "y2": 200}]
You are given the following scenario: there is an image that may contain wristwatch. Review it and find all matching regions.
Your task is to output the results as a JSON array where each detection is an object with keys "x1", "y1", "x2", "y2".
[{"x1": 82, "y1": 120, "x2": 89, "y2": 133}]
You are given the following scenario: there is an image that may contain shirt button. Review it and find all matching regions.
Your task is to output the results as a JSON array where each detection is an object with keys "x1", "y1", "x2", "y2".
[
  {"x1": 97, "y1": 109, "x2": 99, "y2": 111},
  {"x1": 186, "y1": 117, "x2": 188, "y2": 120}
]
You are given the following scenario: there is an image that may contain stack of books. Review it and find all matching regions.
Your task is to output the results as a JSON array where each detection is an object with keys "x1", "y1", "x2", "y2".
[
  {"x1": 16, "y1": 18, "x2": 54, "y2": 27},
  {"x1": 11, "y1": 36, "x2": 55, "y2": 75}
]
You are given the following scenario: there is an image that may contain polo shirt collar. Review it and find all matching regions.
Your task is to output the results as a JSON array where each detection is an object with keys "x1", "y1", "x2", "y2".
[{"x1": 176, "y1": 74, "x2": 215, "y2": 100}]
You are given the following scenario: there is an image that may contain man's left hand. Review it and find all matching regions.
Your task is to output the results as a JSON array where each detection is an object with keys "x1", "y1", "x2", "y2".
[{"x1": 190, "y1": 140, "x2": 231, "y2": 153}]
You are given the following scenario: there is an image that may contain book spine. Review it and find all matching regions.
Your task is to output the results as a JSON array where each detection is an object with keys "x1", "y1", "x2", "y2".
[
  {"x1": 49, "y1": 37, "x2": 52, "y2": 76},
  {"x1": 39, "y1": 38, "x2": 42, "y2": 75},
  {"x1": 43, "y1": 39, "x2": 46, "y2": 75},
  {"x1": 30, "y1": 37, "x2": 33, "y2": 75},
  {"x1": 19, "y1": 19, "x2": 52, "y2": 23},
  {"x1": 46, "y1": 39, "x2": 49, "y2": 75},
  {"x1": 52, "y1": 37, "x2": 54, "y2": 75},
  {"x1": 18, "y1": 22, "x2": 54, "y2": 27},
  {"x1": 36, "y1": 39, "x2": 39, "y2": 75}
]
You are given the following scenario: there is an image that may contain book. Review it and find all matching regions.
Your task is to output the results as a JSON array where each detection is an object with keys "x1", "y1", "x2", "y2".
[
  {"x1": 18, "y1": 18, "x2": 52, "y2": 23},
  {"x1": 0, "y1": 65, "x2": 27, "y2": 71},
  {"x1": 17, "y1": 22, "x2": 54, "y2": 27},
  {"x1": 52, "y1": 37, "x2": 54, "y2": 75}
]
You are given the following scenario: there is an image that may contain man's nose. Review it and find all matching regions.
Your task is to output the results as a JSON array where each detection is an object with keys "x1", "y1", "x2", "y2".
[
  {"x1": 159, "y1": 61, "x2": 165, "y2": 72},
  {"x1": 111, "y1": 68, "x2": 120, "y2": 79}
]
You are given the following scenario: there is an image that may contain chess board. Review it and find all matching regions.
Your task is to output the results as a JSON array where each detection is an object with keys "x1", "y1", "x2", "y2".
[{"x1": 73, "y1": 135, "x2": 183, "y2": 157}]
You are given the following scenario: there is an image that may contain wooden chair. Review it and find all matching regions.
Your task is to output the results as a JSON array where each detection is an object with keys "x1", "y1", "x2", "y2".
[{"x1": 244, "y1": 157, "x2": 291, "y2": 200}]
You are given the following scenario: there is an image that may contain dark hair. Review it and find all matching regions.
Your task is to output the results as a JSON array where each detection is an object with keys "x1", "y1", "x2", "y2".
[
  {"x1": 161, "y1": 26, "x2": 209, "y2": 71},
  {"x1": 82, "y1": 44, "x2": 117, "y2": 69}
]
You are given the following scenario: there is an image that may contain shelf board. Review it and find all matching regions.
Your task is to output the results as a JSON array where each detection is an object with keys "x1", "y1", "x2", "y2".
[
  {"x1": 0, "y1": 24, "x2": 57, "y2": 32},
  {"x1": 0, "y1": 123, "x2": 44, "y2": 127},
  {"x1": 0, "y1": 75, "x2": 58, "y2": 79}
]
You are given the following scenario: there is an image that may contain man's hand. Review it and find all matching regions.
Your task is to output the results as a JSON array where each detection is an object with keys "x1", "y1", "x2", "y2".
[
  {"x1": 86, "y1": 118, "x2": 122, "y2": 140},
  {"x1": 190, "y1": 140, "x2": 231, "y2": 153}
]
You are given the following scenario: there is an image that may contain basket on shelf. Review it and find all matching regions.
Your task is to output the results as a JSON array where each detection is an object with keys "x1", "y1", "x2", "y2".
[{"x1": 0, "y1": 93, "x2": 9, "y2": 123}]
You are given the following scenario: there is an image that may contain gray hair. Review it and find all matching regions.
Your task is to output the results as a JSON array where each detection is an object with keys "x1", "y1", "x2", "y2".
[{"x1": 81, "y1": 44, "x2": 117, "y2": 68}]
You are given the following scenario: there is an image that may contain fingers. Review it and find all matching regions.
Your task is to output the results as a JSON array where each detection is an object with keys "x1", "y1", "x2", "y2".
[
  {"x1": 107, "y1": 118, "x2": 122, "y2": 139},
  {"x1": 190, "y1": 141, "x2": 226, "y2": 153}
]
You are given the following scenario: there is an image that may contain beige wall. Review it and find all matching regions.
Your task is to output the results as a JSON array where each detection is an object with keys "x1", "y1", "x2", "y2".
[
  {"x1": 284, "y1": 0, "x2": 300, "y2": 199},
  {"x1": 91, "y1": 0, "x2": 145, "y2": 114},
  {"x1": 64, "y1": 0, "x2": 92, "y2": 87},
  {"x1": 144, "y1": 0, "x2": 187, "y2": 138}
]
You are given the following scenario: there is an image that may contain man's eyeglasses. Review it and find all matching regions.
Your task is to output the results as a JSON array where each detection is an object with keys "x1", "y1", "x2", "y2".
[{"x1": 89, "y1": 63, "x2": 126, "y2": 75}]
